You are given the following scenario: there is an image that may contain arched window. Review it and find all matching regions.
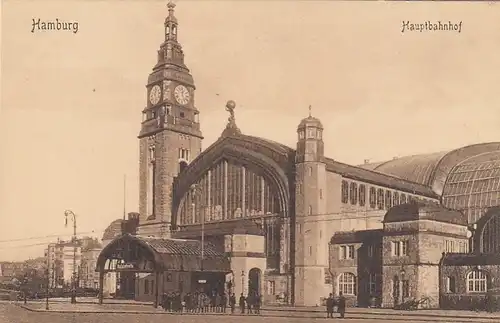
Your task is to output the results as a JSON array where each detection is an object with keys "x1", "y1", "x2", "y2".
[
  {"x1": 467, "y1": 270, "x2": 487, "y2": 293},
  {"x1": 338, "y1": 272, "x2": 356, "y2": 296}
]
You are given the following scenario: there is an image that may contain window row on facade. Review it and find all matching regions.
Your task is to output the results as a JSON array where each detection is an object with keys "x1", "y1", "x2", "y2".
[
  {"x1": 444, "y1": 270, "x2": 488, "y2": 293},
  {"x1": 444, "y1": 239, "x2": 469, "y2": 253},
  {"x1": 341, "y1": 180, "x2": 431, "y2": 210}
]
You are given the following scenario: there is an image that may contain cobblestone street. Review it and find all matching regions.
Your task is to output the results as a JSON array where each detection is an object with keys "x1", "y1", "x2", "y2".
[{"x1": 1, "y1": 301, "x2": 499, "y2": 323}]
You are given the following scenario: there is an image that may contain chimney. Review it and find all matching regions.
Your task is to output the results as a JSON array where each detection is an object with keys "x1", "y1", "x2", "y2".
[
  {"x1": 364, "y1": 159, "x2": 370, "y2": 164},
  {"x1": 121, "y1": 212, "x2": 140, "y2": 235}
]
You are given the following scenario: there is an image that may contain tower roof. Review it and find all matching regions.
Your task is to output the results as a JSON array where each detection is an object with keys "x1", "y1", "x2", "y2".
[
  {"x1": 297, "y1": 106, "x2": 323, "y2": 129},
  {"x1": 298, "y1": 115, "x2": 323, "y2": 129},
  {"x1": 165, "y1": 1, "x2": 178, "y2": 24}
]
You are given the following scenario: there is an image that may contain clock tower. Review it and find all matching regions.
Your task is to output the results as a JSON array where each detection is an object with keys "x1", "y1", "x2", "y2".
[{"x1": 137, "y1": 2, "x2": 203, "y2": 237}]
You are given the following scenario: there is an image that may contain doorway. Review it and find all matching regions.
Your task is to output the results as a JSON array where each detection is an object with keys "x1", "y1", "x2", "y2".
[{"x1": 248, "y1": 268, "x2": 262, "y2": 296}]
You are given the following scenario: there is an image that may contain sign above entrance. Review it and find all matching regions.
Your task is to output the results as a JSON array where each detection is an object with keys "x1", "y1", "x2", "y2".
[
  {"x1": 198, "y1": 279, "x2": 207, "y2": 283},
  {"x1": 116, "y1": 263, "x2": 136, "y2": 270}
]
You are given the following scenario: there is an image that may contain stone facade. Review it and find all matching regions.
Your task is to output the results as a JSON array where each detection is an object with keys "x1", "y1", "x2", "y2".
[
  {"x1": 127, "y1": 3, "x2": 500, "y2": 309},
  {"x1": 329, "y1": 230, "x2": 383, "y2": 307}
]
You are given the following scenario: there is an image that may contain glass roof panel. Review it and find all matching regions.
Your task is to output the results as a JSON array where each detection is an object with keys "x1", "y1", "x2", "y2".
[{"x1": 442, "y1": 151, "x2": 500, "y2": 224}]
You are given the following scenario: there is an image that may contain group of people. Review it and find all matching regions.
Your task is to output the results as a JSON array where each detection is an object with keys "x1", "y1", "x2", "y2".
[
  {"x1": 325, "y1": 291, "x2": 347, "y2": 319},
  {"x1": 161, "y1": 289, "x2": 262, "y2": 315}
]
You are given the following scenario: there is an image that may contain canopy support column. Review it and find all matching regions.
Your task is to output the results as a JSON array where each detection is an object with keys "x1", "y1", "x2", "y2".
[
  {"x1": 154, "y1": 270, "x2": 160, "y2": 308},
  {"x1": 98, "y1": 269, "x2": 104, "y2": 305}
]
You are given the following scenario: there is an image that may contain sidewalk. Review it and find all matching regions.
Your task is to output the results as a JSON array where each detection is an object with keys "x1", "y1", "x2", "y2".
[{"x1": 17, "y1": 298, "x2": 500, "y2": 320}]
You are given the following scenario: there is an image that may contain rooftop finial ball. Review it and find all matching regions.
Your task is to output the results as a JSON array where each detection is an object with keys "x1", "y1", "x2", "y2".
[{"x1": 226, "y1": 100, "x2": 236, "y2": 109}]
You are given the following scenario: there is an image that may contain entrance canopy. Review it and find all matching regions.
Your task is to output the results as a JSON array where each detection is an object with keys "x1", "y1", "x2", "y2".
[{"x1": 96, "y1": 233, "x2": 231, "y2": 273}]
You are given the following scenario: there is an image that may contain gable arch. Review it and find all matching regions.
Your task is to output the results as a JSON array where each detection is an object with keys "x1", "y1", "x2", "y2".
[
  {"x1": 171, "y1": 138, "x2": 291, "y2": 228},
  {"x1": 474, "y1": 206, "x2": 500, "y2": 254}
]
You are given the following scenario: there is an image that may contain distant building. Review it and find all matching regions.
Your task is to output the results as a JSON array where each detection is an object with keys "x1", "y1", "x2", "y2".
[
  {"x1": 80, "y1": 248, "x2": 101, "y2": 289},
  {"x1": 45, "y1": 240, "x2": 82, "y2": 288},
  {"x1": 0, "y1": 262, "x2": 24, "y2": 278}
]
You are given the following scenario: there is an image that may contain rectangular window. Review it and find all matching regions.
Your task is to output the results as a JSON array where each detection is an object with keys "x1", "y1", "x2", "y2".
[
  {"x1": 400, "y1": 193, "x2": 407, "y2": 204},
  {"x1": 444, "y1": 240, "x2": 455, "y2": 253},
  {"x1": 392, "y1": 241, "x2": 409, "y2": 257},
  {"x1": 445, "y1": 276, "x2": 456, "y2": 293},
  {"x1": 151, "y1": 280, "x2": 154, "y2": 295},
  {"x1": 341, "y1": 180, "x2": 349, "y2": 204},
  {"x1": 401, "y1": 240, "x2": 408, "y2": 256},
  {"x1": 369, "y1": 187, "x2": 376, "y2": 208},
  {"x1": 359, "y1": 185, "x2": 366, "y2": 206},
  {"x1": 319, "y1": 189, "x2": 323, "y2": 199},
  {"x1": 377, "y1": 189, "x2": 384, "y2": 210},
  {"x1": 392, "y1": 241, "x2": 400, "y2": 256},
  {"x1": 368, "y1": 273, "x2": 376, "y2": 295},
  {"x1": 385, "y1": 190, "x2": 392, "y2": 209},
  {"x1": 339, "y1": 246, "x2": 347, "y2": 259},
  {"x1": 348, "y1": 245, "x2": 355, "y2": 259},
  {"x1": 268, "y1": 281, "x2": 276, "y2": 295},
  {"x1": 393, "y1": 192, "x2": 399, "y2": 206},
  {"x1": 350, "y1": 182, "x2": 358, "y2": 205},
  {"x1": 308, "y1": 246, "x2": 312, "y2": 256},
  {"x1": 144, "y1": 280, "x2": 149, "y2": 294}
]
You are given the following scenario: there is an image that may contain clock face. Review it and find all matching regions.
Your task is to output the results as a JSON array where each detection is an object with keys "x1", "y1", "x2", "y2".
[
  {"x1": 174, "y1": 85, "x2": 190, "y2": 105},
  {"x1": 149, "y1": 85, "x2": 161, "y2": 105}
]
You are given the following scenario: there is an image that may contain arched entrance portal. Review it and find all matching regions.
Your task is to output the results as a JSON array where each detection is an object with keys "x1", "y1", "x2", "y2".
[{"x1": 248, "y1": 268, "x2": 262, "y2": 296}]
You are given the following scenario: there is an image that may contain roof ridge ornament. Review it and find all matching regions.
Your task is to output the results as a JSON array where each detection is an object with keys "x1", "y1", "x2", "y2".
[
  {"x1": 308, "y1": 105, "x2": 312, "y2": 117},
  {"x1": 220, "y1": 100, "x2": 242, "y2": 138}
]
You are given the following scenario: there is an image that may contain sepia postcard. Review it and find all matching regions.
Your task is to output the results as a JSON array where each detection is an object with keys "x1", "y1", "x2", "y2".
[{"x1": 1, "y1": 0, "x2": 500, "y2": 322}]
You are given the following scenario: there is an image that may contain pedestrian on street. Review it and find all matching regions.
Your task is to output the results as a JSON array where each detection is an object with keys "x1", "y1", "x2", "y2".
[
  {"x1": 239, "y1": 293, "x2": 246, "y2": 314},
  {"x1": 246, "y1": 292, "x2": 253, "y2": 314},
  {"x1": 221, "y1": 292, "x2": 228, "y2": 313},
  {"x1": 337, "y1": 291, "x2": 346, "y2": 319},
  {"x1": 254, "y1": 293, "x2": 261, "y2": 314},
  {"x1": 229, "y1": 293, "x2": 236, "y2": 314},
  {"x1": 326, "y1": 293, "x2": 335, "y2": 318}
]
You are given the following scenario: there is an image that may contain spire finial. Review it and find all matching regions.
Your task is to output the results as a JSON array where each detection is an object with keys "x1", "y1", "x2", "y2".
[
  {"x1": 220, "y1": 100, "x2": 241, "y2": 138},
  {"x1": 168, "y1": 1, "x2": 176, "y2": 11},
  {"x1": 308, "y1": 105, "x2": 312, "y2": 117}
]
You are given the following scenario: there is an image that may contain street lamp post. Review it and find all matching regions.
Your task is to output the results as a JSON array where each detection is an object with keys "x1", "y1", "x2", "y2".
[
  {"x1": 45, "y1": 268, "x2": 50, "y2": 310},
  {"x1": 64, "y1": 210, "x2": 78, "y2": 304},
  {"x1": 23, "y1": 274, "x2": 28, "y2": 305},
  {"x1": 241, "y1": 270, "x2": 245, "y2": 296}
]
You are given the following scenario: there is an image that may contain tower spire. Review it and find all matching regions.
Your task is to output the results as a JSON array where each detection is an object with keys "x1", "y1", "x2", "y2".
[
  {"x1": 164, "y1": 1, "x2": 178, "y2": 42},
  {"x1": 308, "y1": 105, "x2": 312, "y2": 117}
]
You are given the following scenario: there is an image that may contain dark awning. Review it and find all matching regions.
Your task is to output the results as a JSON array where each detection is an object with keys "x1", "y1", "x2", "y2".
[{"x1": 96, "y1": 234, "x2": 231, "y2": 273}]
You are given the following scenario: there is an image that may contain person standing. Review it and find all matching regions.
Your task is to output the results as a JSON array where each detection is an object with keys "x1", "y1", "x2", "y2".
[
  {"x1": 254, "y1": 293, "x2": 262, "y2": 314},
  {"x1": 239, "y1": 293, "x2": 246, "y2": 314},
  {"x1": 337, "y1": 291, "x2": 346, "y2": 319},
  {"x1": 229, "y1": 293, "x2": 236, "y2": 314},
  {"x1": 246, "y1": 292, "x2": 253, "y2": 314},
  {"x1": 221, "y1": 292, "x2": 228, "y2": 313},
  {"x1": 326, "y1": 293, "x2": 335, "y2": 318}
]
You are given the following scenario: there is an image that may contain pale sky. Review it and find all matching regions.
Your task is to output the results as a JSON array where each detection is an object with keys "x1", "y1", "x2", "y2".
[{"x1": 1, "y1": 1, "x2": 500, "y2": 262}]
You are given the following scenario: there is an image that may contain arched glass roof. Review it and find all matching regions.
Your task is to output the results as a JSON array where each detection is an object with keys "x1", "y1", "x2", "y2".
[
  {"x1": 441, "y1": 151, "x2": 500, "y2": 223},
  {"x1": 359, "y1": 151, "x2": 449, "y2": 186}
]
